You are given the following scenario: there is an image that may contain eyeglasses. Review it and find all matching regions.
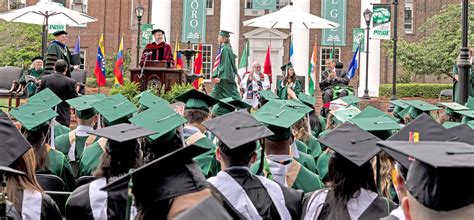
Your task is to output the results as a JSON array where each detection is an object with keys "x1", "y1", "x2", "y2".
[{"x1": 254, "y1": 66, "x2": 262, "y2": 69}]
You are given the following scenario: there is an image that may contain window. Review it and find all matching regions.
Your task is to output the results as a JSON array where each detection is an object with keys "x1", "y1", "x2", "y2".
[
  {"x1": 69, "y1": 0, "x2": 88, "y2": 27},
  {"x1": 206, "y1": 0, "x2": 214, "y2": 15},
  {"x1": 192, "y1": 44, "x2": 213, "y2": 79},
  {"x1": 404, "y1": 1, "x2": 414, "y2": 34},
  {"x1": 319, "y1": 47, "x2": 341, "y2": 74},
  {"x1": 8, "y1": 0, "x2": 25, "y2": 10},
  {"x1": 244, "y1": 0, "x2": 264, "y2": 16},
  {"x1": 79, "y1": 49, "x2": 86, "y2": 69}
]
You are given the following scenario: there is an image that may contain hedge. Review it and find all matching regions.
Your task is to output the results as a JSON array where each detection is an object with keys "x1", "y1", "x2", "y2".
[
  {"x1": 86, "y1": 77, "x2": 130, "y2": 88},
  {"x1": 379, "y1": 83, "x2": 452, "y2": 99}
]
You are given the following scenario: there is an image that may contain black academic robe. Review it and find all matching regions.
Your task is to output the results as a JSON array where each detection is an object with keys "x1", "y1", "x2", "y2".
[
  {"x1": 37, "y1": 73, "x2": 78, "y2": 127},
  {"x1": 13, "y1": 190, "x2": 62, "y2": 220},
  {"x1": 66, "y1": 178, "x2": 128, "y2": 220},
  {"x1": 5, "y1": 200, "x2": 22, "y2": 220},
  {"x1": 210, "y1": 168, "x2": 303, "y2": 220}
]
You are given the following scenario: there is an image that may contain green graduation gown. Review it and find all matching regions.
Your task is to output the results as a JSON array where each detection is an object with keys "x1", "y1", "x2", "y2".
[
  {"x1": 277, "y1": 79, "x2": 302, "y2": 100},
  {"x1": 54, "y1": 123, "x2": 70, "y2": 139},
  {"x1": 37, "y1": 144, "x2": 76, "y2": 191},
  {"x1": 211, "y1": 43, "x2": 241, "y2": 100},
  {"x1": 55, "y1": 130, "x2": 100, "y2": 162},
  {"x1": 19, "y1": 68, "x2": 43, "y2": 97},
  {"x1": 78, "y1": 138, "x2": 107, "y2": 177},
  {"x1": 311, "y1": 115, "x2": 326, "y2": 138},
  {"x1": 452, "y1": 63, "x2": 474, "y2": 103},
  {"x1": 304, "y1": 135, "x2": 322, "y2": 159},
  {"x1": 46, "y1": 41, "x2": 72, "y2": 76},
  {"x1": 316, "y1": 150, "x2": 332, "y2": 180}
]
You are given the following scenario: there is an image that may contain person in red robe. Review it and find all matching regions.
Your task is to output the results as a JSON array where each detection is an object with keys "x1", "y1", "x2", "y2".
[{"x1": 139, "y1": 29, "x2": 175, "y2": 67}]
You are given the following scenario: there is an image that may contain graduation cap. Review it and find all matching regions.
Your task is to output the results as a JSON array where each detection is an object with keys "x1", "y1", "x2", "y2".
[
  {"x1": 100, "y1": 144, "x2": 210, "y2": 210},
  {"x1": 454, "y1": 110, "x2": 474, "y2": 123},
  {"x1": 403, "y1": 100, "x2": 440, "y2": 119},
  {"x1": 28, "y1": 88, "x2": 62, "y2": 108},
  {"x1": 349, "y1": 106, "x2": 401, "y2": 135},
  {"x1": 390, "y1": 99, "x2": 409, "y2": 118},
  {"x1": 442, "y1": 121, "x2": 465, "y2": 129},
  {"x1": 87, "y1": 123, "x2": 156, "y2": 143},
  {"x1": 330, "y1": 106, "x2": 361, "y2": 124},
  {"x1": 220, "y1": 97, "x2": 252, "y2": 110},
  {"x1": 377, "y1": 141, "x2": 474, "y2": 211},
  {"x1": 31, "y1": 56, "x2": 43, "y2": 62},
  {"x1": 447, "y1": 124, "x2": 474, "y2": 145},
  {"x1": 0, "y1": 112, "x2": 31, "y2": 175},
  {"x1": 218, "y1": 30, "x2": 233, "y2": 38},
  {"x1": 253, "y1": 101, "x2": 305, "y2": 141},
  {"x1": 210, "y1": 100, "x2": 237, "y2": 117},
  {"x1": 438, "y1": 102, "x2": 469, "y2": 116},
  {"x1": 269, "y1": 99, "x2": 313, "y2": 115},
  {"x1": 151, "y1": 29, "x2": 165, "y2": 35},
  {"x1": 91, "y1": 94, "x2": 138, "y2": 125},
  {"x1": 52, "y1": 30, "x2": 68, "y2": 36},
  {"x1": 129, "y1": 104, "x2": 187, "y2": 142},
  {"x1": 297, "y1": 93, "x2": 316, "y2": 109},
  {"x1": 338, "y1": 95, "x2": 361, "y2": 107},
  {"x1": 138, "y1": 91, "x2": 170, "y2": 110},
  {"x1": 66, "y1": 94, "x2": 106, "y2": 120},
  {"x1": 465, "y1": 96, "x2": 474, "y2": 109},
  {"x1": 174, "y1": 196, "x2": 232, "y2": 220},
  {"x1": 175, "y1": 89, "x2": 220, "y2": 112},
  {"x1": 258, "y1": 90, "x2": 280, "y2": 102},
  {"x1": 280, "y1": 62, "x2": 293, "y2": 71},
  {"x1": 319, "y1": 122, "x2": 381, "y2": 166},
  {"x1": 10, "y1": 102, "x2": 58, "y2": 131}
]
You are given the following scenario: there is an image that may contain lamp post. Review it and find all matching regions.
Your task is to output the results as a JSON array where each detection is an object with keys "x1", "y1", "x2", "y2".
[
  {"x1": 362, "y1": 8, "x2": 372, "y2": 100},
  {"x1": 135, "y1": 4, "x2": 144, "y2": 67},
  {"x1": 388, "y1": 0, "x2": 399, "y2": 112},
  {"x1": 457, "y1": 0, "x2": 470, "y2": 105}
]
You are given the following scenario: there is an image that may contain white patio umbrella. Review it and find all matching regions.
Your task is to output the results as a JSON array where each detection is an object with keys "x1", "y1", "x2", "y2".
[{"x1": 0, "y1": 0, "x2": 97, "y2": 56}]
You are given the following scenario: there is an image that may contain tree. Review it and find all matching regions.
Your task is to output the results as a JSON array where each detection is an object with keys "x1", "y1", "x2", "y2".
[{"x1": 383, "y1": 3, "x2": 474, "y2": 79}]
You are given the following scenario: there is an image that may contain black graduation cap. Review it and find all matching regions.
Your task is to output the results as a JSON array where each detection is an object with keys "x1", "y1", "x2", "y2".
[
  {"x1": 52, "y1": 30, "x2": 68, "y2": 36},
  {"x1": 319, "y1": 122, "x2": 381, "y2": 166},
  {"x1": 31, "y1": 56, "x2": 43, "y2": 62},
  {"x1": 174, "y1": 196, "x2": 233, "y2": 220},
  {"x1": 87, "y1": 123, "x2": 157, "y2": 143},
  {"x1": 0, "y1": 112, "x2": 31, "y2": 175},
  {"x1": 377, "y1": 141, "x2": 474, "y2": 211},
  {"x1": 280, "y1": 62, "x2": 293, "y2": 71},
  {"x1": 101, "y1": 144, "x2": 210, "y2": 210},
  {"x1": 203, "y1": 110, "x2": 274, "y2": 151},
  {"x1": 448, "y1": 124, "x2": 474, "y2": 145},
  {"x1": 151, "y1": 29, "x2": 165, "y2": 35}
]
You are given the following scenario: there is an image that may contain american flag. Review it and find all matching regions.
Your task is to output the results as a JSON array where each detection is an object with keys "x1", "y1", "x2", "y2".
[{"x1": 212, "y1": 45, "x2": 223, "y2": 76}]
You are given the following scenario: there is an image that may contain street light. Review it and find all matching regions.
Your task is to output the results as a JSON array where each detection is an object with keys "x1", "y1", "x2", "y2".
[
  {"x1": 457, "y1": 0, "x2": 470, "y2": 105},
  {"x1": 362, "y1": 8, "x2": 372, "y2": 100},
  {"x1": 135, "y1": 4, "x2": 144, "y2": 67}
]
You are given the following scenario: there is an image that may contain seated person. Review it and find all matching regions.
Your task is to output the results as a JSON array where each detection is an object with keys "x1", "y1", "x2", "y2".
[
  {"x1": 14, "y1": 56, "x2": 45, "y2": 97},
  {"x1": 319, "y1": 59, "x2": 350, "y2": 116},
  {"x1": 277, "y1": 62, "x2": 302, "y2": 100},
  {"x1": 139, "y1": 29, "x2": 175, "y2": 67}
]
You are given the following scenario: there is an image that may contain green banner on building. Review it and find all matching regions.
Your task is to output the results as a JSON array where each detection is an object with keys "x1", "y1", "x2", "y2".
[
  {"x1": 182, "y1": 0, "x2": 206, "y2": 43},
  {"x1": 372, "y1": 4, "x2": 391, "y2": 40},
  {"x1": 252, "y1": 0, "x2": 276, "y2": 10},
  {"x1": 352, "y1": 28, "x2": 365, "y2": 53},
  {"x1": 321, "y1": 0, "x2": 347, "y2": 46},
  {"x1": 141, "y1": 23, "x2": 154, "y2": 48}
]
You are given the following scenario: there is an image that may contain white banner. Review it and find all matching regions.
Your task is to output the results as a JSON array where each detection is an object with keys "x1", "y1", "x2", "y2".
[{"x1": 371, "y1": 4, "x2": 391, "y2": 40}]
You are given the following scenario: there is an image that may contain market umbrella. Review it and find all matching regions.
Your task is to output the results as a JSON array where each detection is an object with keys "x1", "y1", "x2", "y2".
[{"x1": 0, "y1": 0, "x2": 97, "y2": 56}]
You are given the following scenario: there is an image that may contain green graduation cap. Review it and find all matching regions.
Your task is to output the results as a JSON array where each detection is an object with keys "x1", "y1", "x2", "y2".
[
  {"x1": 269, "y1": 99, "x2": 313, "y2": 115},
  {"x1": 10, "y1": 102, "x2": 58, "y2": 131},
  {"x1": 129, "y1": 104, "x2": 187, "y2": 142},
  {"x1": 438, "y1": 102, "x2": 469, "y2": 116},
  {"x1": 218, "y1": 30, "x2": 233, "y2": 38},
  {"x1": 298, "y1": 93, "x2": 316, "y2": 108},
  {"x1": 403, "y1": 100, "x2": 440, "y2": 119},
  {"x1": 338, "y1": 95, "x2": 361, "y2": 107},
  {"x1": 138, "y1": 91, "x2": 170, "y2": 110},
  {"x1": 330, "y1": 107, "x2": 361, "y2": 124},
  {"x1": 442, "y1": 121, "x2": 464, "y2": 129},
  {"x1": 465, "y1": 96, "x2": 474, "y2": 109},
  {"x1": 454, "y1": 109, "x2": 474, "y2": 123},
  {"x1": 258, "y1": 90, "x2": 280, "y2": 102},
  {"x1": 221, "y1": 97, "x2": 252, "y2": 110},
  {"x1": 91, "y1": 94, "x2": 138, "y2": 125},
  {"x1": 28, "y1": 88, "x2": 62, "y2": 108},
  {"x1": 66, "y1": 94, "x2": 106, "y2": 120},
  {"x1": 390, "y1": 99, "x2": 410, "y2": 118},
  {"x1": 349, "y1": 116, "x2": 401, "y2": 132},
  {"x1": 210, "y1": 99, "x2": 237, "y2": 117},
  {"x1": 280, "y1": 62, "x2": 293, "y2": 71},
  {"x1": 175, "y1": 89, "x2": 220, "y2": 112},
  {"x1": 354, "y1": 105, "x2": 399, "y2": 123}
]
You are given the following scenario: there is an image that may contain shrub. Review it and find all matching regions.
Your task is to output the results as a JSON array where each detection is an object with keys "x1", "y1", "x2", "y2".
[
  {"x1": 109, "y1": 81, "x2": 140, "y2": 103},
  {"x1": 379, "y1": 83, "x2": 452, "y2": 99},
  {"x1": 160, "y1": 83, "x2": 194, "y2": 103}
]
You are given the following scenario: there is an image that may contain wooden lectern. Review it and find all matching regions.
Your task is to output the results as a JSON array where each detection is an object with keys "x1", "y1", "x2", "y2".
[{"x1": 130, "y1": 61, "x2": 187, "y2": 92}]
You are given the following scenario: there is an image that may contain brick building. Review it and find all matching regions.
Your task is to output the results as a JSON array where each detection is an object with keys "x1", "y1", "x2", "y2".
[{"x1": 3, "y1": 0, "x2": 460, "y2": 93}]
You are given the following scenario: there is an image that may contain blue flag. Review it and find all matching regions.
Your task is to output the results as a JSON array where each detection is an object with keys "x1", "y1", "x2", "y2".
[
  {"x1": 347, "y1": 46, "x2": 359, "y2": 79},
  {"x1": 73, "y1": 36, "x2": 81, "y2": 55}
]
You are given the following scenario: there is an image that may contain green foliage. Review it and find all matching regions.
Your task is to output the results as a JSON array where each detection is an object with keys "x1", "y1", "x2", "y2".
[
  {"x1": 109, "y1": 81, "x2": 140, "y2": 103},
  {"x1": 379, "y1": 83, "x2": 452, "y2": 99},
  {"x1": 160, "y1": 83, "x2": 194, "y2": 103},
  {"x1": 383, "y1": 3, "x2": 474, "y2": 78},
  {"x1": 86, "y1": 77, "x2": 116, "y2": 88},
  {"x1": 0, "y1": 21, "x2": 53, "y2": 67},
  {"x1": 104, "y1": 48, "x2": 132, "y2": 78}
]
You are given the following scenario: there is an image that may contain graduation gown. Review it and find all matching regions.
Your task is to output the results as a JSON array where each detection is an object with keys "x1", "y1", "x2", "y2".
[
  {"x1": 311, "y1": 115, "x2": 327, "y2": 138},
  {"x1": 302, "y1": 188, "x2": 397, "y2": 220},
  {"x1": 304, "y1": 135, "x2": 323, "y2": 159},
  {"x1": 207, "y1": 167, "x2": 303, "y2": 220},
  {"x1": 78, "y1": 138, "x2": 107, "y2": 177},
  {"x1": 316, "y1": 150, "x2": 331, "y2": 180},
  {"x1": 13, "y1": 189, "x2": 62, "y2": 220},
  {"x1": 46, "y1": 41, "x2": 72, "y2": 77},
  {"x1": 19, "y1": 68, "x2": 44, "y2": 97},
  {"x1": 55, "y1": 127, "x2": 99, "y2": 162},
  {"x1": 277, "y1": 79, "x2": 302, "y2": 100},
  {"x1": 210, "y1": 43, "x2": 241, "y2": 100},
  {"x1": 54, "y1": 123, "x2": 70, "y2": 139},
  {"x1": 36, "y1": 144, "x2": 76, "y2": 191},
  {"x1": 451, "y1": 62, "x2": 474, "y2": 103},
  {"x1": 66, "y1": 177, "x2": 134, "y2": 220},
  {"x1": 5, "y1": 200, "x2": 21, "y2": 220},
  {"x1": 139, "y1": 41, "x2": 175, "y2": 67}
]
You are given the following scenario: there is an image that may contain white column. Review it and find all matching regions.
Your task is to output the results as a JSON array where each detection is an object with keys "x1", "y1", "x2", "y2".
[
  {"x1": 220, "y1": 0, "x2": 240, "y2": 56},
  {"x1": 358, "y1": 0, "x2": 381, "y2": 97},
  {"x1": 291, "y1": 0, "x2": 310, "y2": 93},
  {"x1": 151, "y1": 0, "x2": 171, "y2": 42}
]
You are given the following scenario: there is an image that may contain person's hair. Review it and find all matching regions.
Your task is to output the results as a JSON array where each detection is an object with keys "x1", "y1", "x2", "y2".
[
  {"x1": 372, "y1": 152, "x2": 395, "y2": 200},
  {"x1": 143, "y1": 132, "x2": 183, "y2": 164},
  {"x1": 93, "y1": 140, "x2": 143, "y2": 178},
  {"x1": 222, "y1": 36, "x2": 230, "y2": 44},
  {"x1": 292, "y1": 117, "x2": 310, "y2": 142},
  {"x1": 54, "y1": 59, "x2": 68, "y2": 73},
  {"x1": 30, "y1": 59, "x2": 43, "y2": 69},
  {"x1": 184, "y1": 109, "x2": 209, "y2": 124},
  {"x1": 325, "y1": 152, "x2": 377, "y2": 219},
  {"x1": 326, "y1": 113, "x2": 336, "y2": 130},
  {"x1": 219, "y1": 141, "x2": 256, "y2": 167},
  {"x1": 284, "y1": 68, "x2": 297, "y2": 85},
  {"x1": 407, "y1": 193, "x2": 474, "y2": 219},
  {"x1": 22, "y1": 126, "x2": 49, "y2": 171},
  {"x1": 309, "y1": 111, "x2": 324, "y2": 135},
  {"x1": 4, "y1": 149, "x2": 43, "y2": 208},
  {"x1": 252, "y1": 61, "x2": 261, "y2": 69}
]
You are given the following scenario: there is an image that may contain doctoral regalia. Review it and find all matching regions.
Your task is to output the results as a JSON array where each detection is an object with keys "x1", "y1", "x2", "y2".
[
  {"x1": 46, "y1": 41, "x2": 72, "y2": 77},
  {"x1": 139, "y1": 41, "x2": 174, "y2": 67}
]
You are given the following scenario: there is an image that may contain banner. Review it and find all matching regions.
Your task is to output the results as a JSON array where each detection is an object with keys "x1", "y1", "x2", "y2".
[
  {"x1": 352, "y1": 28, "x2": 365, "y2": 53},
  {"x1": 48, "y1": 24, "x2": 65, "y2": 34},
  {"x1": 372, "y1": 4, "x2": 391, "y2": 40},
  {"x1": 141, "y1": 24, "x2": 154, "y2": 48},
  {"x1": 182, "y1": 0, "x2": 206, "y2": 43},
  {"x1": 252, "y1": 0, "x2": 276, "y2": 10},
  {"x1": 321, "y1": 0, "x2": 347, "y2": 46}
]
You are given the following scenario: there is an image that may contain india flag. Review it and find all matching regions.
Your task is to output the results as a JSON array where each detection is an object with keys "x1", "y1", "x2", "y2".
[{"x1": 307, "y1": 42, "x2": 317, "y2": 95}]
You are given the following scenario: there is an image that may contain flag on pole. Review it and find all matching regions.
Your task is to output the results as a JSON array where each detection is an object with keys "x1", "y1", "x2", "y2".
[
  {"x1": 347, "y1": 46, "x2": 360, "y2": 79},
  {"x1": 289, "y1": 41, "x2": 294, "y2": 65},
  {"x1": 173, "y1": 36, "x2": 183, "y2": 69},
  {"x1": 193, "y1": 40, "x2": 203, "y2": 89},
  {"x1": 93, "y1": 34, "x2": 106, "y2": 87},
  {"x1": 238, "y1": 40, "x2": 249, "y2": 80},
  {"x1": 113, "y1": 36, "x2": 124, "y2": 87},
  {"x1": 263, "y1": 43, "x2": 272, "y2": 83},
  {"x1": 73, "y1": 35, "x2": 80, "y2": 55},
  {"x1": 308, "y1": 42, "x2": 318, "y2": 95}
]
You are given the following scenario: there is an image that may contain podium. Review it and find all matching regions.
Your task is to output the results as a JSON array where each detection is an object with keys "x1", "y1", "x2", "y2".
[{"x1": 130, "y1": 61, "x2": 187, "y2": 92}]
